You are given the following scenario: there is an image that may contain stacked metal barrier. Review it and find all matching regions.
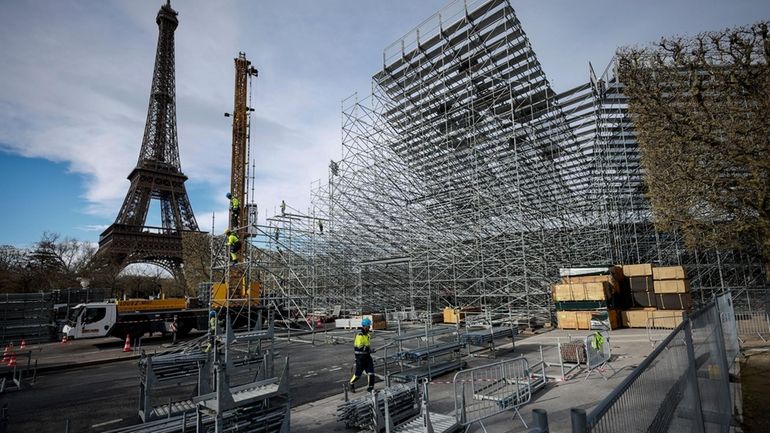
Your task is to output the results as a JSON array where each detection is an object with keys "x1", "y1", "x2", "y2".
[
  {"x1": 336, "y1": 384, "x2": 419, "y2": 429},
  {"x1": 138, "y1": 351, "x2": 211, "y2": 421},
  {"x1": 380, "y1": 381, "x2": 460, "y2": 433},
  {"x1": 395, "y1": 342, "x2": 464, "y2": 362},
  {"x1": 0, "y1": 293, "x2": 54, "y2": 345},
  {"x1": 389, "y1": 324, "x2": 466, "y2": 383},
  {"x1": 108, "y1": 401, "x2": 290, "y2": 433},
  {"x1": 460, "y1": 326, "x2": 516, "y2": 347}
]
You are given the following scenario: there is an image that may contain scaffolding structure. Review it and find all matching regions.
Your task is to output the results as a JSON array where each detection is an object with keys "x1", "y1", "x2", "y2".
[{"x1": 249, "y1": 0, "x2": 768, "y2": 326}]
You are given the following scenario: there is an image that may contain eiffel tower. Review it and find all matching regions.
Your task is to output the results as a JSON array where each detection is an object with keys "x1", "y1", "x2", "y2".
[{"x1": 97, "y1": 1, "x2": 201, "y2": 283}]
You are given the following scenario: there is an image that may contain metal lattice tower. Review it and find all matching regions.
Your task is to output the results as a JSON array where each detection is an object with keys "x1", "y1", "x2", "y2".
[{"x1": 97, "y1": 1, "x2": 201, "y2": 283}]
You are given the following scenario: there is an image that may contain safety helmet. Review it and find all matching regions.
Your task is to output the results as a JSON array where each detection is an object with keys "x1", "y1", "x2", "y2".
[
  {"x1": 209, "y1": 310, "x2": 216, "y2": 318},
  {"x1": 225, "y1": 229, "x2": 231, "y2": 235},
  {"x1": 361, "y1": 318, "x2": 372, "y2": 327},
  {"x1": 226, "y1": 192, "x2": 232, "y2": 199}
]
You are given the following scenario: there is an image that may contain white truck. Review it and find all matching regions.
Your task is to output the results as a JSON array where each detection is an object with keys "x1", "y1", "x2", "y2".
[{"x1": 62, "y1": 299, "x2": 209, "y2": 340}]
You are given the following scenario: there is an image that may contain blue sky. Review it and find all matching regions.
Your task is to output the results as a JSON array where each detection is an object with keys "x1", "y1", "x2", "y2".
[{"x1": 0, "y1": 0, "x2": 767, "y2": 248}]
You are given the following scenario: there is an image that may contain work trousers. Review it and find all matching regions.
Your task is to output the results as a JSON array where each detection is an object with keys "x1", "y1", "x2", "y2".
[{"x1": 350, "y1": 353, "x2": 375, "y2": 391}]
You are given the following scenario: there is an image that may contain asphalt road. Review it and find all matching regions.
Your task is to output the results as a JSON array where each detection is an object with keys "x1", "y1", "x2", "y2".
[{"x1": 0, "y1": 331, "x2": 358, "y2": 432}]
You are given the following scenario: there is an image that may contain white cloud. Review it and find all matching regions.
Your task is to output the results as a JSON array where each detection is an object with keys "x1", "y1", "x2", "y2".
[{"x1": 1, "y1": 0, "x2": 766, "y2": 246}]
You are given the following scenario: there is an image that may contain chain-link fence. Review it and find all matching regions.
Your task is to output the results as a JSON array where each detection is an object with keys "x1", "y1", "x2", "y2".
[{"x1": 532, "y1": 292, "x2": 739, "y2": 433}]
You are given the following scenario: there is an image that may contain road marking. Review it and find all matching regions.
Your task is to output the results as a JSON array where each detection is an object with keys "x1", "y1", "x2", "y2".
[
  {"x1": 92, "y1": 418, "x2": 123, "y2": 428},
  {"x1": 328, "y1": 366, "x2": 342, "y2": 372}
]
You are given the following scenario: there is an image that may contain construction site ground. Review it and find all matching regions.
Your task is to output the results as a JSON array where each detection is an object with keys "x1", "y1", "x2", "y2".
[{"x1": 3, "y1": 326, "x2": 679, "y2": 432}]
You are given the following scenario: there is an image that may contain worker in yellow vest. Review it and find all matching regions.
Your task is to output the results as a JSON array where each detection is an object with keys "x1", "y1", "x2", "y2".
[
  {"x1": 349, "y1": 318, "x2": 375, "y2": 393},
  {"x1": 226, "y1": 192, "x2": 240, "y2": 227},
  {"x1": 225, "y1": 229, "x2": 240, "y2": 263}
]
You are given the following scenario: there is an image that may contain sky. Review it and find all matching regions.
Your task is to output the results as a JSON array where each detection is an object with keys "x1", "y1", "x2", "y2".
[{"x1": 0, "y1": 0, "x2": 767, "y2": 249}]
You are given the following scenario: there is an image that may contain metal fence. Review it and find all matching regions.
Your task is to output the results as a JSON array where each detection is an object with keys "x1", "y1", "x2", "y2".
[
  {"x1": 584, "y1": 331, "x2": 615, "y2": 381},
  {"x1": 733, "y1": 310, "x2": 770, "y2": 342},
  {"x1": 453, "y1": 356, "x2": 532, "y2": 429},
  {"x1": 562, "y1": 292, "x2": 738, "y2": 433}
]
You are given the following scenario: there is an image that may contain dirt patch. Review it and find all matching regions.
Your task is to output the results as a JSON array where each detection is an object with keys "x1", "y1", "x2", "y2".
[{"x1": 740, "y1": 350, "x2": 770, "y2": 433}]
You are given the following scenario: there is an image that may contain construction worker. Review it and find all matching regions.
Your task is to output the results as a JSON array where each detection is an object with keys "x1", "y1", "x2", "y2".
[
  {"x1": 349, "y1": 317, "x2": 376, "y2": 393},
  {"x1": 225, "y1": 229, "x2": 240, "y2": 263},
  {"x1": 280, "y1": 200, "x2": 286, "y2": 215},
  {"x1": 226, "y1": 192, "x2": 240, "y2": 227}
]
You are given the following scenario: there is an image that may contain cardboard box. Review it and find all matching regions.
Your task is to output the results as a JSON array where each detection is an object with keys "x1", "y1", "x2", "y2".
[
  {"x1": 629, "y1": 276, "x2": 654, "y2": 292},
  {"x1": 442, "y1": 307, "x2": 480, "y2": 324},
  {"x1": 557, "y1": 309, "x2": 620, "y2": 330},
  {"x1": 629, "y1": 291, "x2": 656, "y2": 308},
  {"x1": 622, "y1": 263, "x2": 654, "y2": 277},
  {"x1": 653, "y1": 266, "x2": 686, "y2": 280},
  {"x1": 557, "y1": 311, "x2": 593, "y2": 330},
  {"x1": 561, "y1": 274, "x2": 620, "y2": 293},
  {"x1": 650, "y1": 310, "x2": 686, "y2": 328},
  {"x1": 552, "y1": 282, "x2": 612, "y2": 301},
  {"x1": 622, "y1": 308, "x2": 656, "y2": 328},
  {"x1": 654, "y1": 293, "x2": 692, "y2": 310},
  {"x1": 653, "y1": 279, "x2": 690, "y2": 294}
]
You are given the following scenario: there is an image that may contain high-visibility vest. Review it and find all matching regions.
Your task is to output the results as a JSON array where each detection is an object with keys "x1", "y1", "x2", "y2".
[
  {"x1": 227, "y1": 234, "x2": 240, "y2": 246},
  {"x1": 353, "y1": 331, "x2": 371, "y2": 355},
  {"x1": 591, "y1": 331, "x2": 605, "y2": 350},
  {"x1": 230, "y1": 198, "x2": 240, "y2": 210}
]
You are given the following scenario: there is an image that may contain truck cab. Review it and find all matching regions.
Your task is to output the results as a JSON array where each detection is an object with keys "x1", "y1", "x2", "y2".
[{"x1": 62, "y1": 302, "x2": 117, "y2": 339}]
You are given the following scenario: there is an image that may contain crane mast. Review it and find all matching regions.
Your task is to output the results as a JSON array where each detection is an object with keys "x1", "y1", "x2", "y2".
[
  {"x1": 230, "y1": 52, "x2": 256, "y2": 243},
  {"x1": 223, "y1": 52, "x2": 258, "y2": 304}
]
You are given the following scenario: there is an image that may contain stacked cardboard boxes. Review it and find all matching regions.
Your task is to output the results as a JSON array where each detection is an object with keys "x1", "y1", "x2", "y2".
[
  {"x1": 651, "y1": 266, "x2": 691, "y2": 327},
  {"x1": 553, "y1": 267, "x2": 622, "y2": 330},
  {"x1": 621, "y1": 264, "x2": 691, "y2": 328}
]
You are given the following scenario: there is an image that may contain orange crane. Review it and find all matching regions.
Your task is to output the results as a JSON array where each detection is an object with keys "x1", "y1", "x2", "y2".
[
  {"x1": 229, "y1": 52, "x2": 258, "y2": 236},
  {"x1": 216, "y1": 52, "x2": 259, "y2": 307}
]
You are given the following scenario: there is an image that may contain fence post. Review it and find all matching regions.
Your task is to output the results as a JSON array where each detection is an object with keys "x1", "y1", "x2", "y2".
[
  {"x1": 570, "y1": 408, "x2": 587, "y2": 433},
  {"x1": 711, "y1": 302, "x2": 733, "y2": 427},
  {"x1": 684, "y1": 322, "x2": 706, "y2": 433}
]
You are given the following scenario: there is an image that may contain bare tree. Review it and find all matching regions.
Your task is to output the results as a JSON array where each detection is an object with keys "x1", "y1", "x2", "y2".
[
  {"x1": 181, "y1": 231, "x2": 212, "y2": 297},
  {"x1": 28, "y1": 232, "x2": 97, "y2": 290},
  {"x1": 616, "y1": 22, "x2": 770, "y2": 277}
]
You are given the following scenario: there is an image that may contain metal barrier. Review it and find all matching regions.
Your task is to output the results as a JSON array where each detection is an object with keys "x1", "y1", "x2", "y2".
[
  {"x1": 584, "y1": 331, "x2": 615, "y2": 380},
  {"x1": 560, "y1": 292, "x2": 738, "y2": 433},
  {"x1": 733, "y1": 310, "x2": 770, "y2": 342},
  {"x1": 453, "y1": 357, "x2": 532, "y2": 429},
  {"x1": 646, "y1": 313, "x2": 685, "y2": 348},
  {"x1": 717, "y1": 295, "x2": 740, "y2": 365}
]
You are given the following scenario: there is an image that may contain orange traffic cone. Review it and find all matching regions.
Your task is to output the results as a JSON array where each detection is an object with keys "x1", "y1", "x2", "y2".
[
  {"x1": 20, "y1": 339, "x2": 26, "y2": 350},
  {"x1": 7, "y1": 353, "x2": 16, "y2": 368},
  {"x1": 316, "y1": 316, "x2": 324, "y2": 329},
  {"x1": 123, "y1": 334, "x2": 132, "y2": 352},
  {"x1": 1, "y1": 345, "x2": 9, "y2": 364}
]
